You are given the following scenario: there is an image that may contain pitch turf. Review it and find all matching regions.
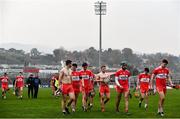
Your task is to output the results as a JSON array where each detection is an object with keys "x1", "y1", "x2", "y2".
[{"x1": 0, "y1": 88, "x2": 180, "y2": 118}]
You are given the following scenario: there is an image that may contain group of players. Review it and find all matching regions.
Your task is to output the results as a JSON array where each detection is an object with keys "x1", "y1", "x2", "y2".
[
  {"x1": 0, "y1": 59, "x2": 175, "y2": 117},
  {"x1": 0, "y1": 72, "x2": 25, "y2": 99},
  {"x1": 54, "y1": 59, "x2": 174, "y2": 117}
]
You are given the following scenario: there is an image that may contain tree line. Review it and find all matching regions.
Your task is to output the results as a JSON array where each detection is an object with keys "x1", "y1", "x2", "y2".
[{"x1": 0, "y1": 47, "x2": 180, "y2": 73}]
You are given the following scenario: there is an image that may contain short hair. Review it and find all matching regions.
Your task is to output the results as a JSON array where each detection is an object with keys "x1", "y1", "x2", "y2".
[
  {"x1": 144, "y1": 68, "x2": 149, "y2": 73},
  {"x1": 72, "y1": 63, "x2": 77, "y2": 67},
  {"x1": 19, "y1": 72, "x2": 23, "y2": 74},
  {"x1": 82, "y1": 62, "x2": 88, "y2": 67},
  {"x1": 101, "y1": 65, "x2": 106, "y2": 69},
  {"x1": 162, "y1": 59, "x2": 168, "y2": 64},
  {"x1": 65, "y1": 60, "x2": 72, "y2": 65},
  {"x1": 4, "y1": 72, "x2": 7, "y2": 75}
]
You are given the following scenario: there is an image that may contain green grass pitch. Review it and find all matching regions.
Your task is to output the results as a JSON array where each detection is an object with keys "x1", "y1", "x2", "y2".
[{"x1": 0, "y1": 88, "x2": 180, "y2": 118}]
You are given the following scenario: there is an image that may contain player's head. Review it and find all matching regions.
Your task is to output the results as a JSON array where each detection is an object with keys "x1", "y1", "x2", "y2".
[
  {"x1": 72, "y1": 63, "x2": 78, "y2": 71},
  {"x1": 121, "y1": 61, "x2": 127, "y2": 70},
  {"x1": 82, "y1": 62, "x2": 88, "y2": 70},
  {"x1": 29, "y1": 74, "x2": 33, "y2": 77},
  {"x1": 19, "y1": 72, "x2": 23, "y2": 75},
  {"x1": 4, "y1": 72, "x2": 7, "y2": 76},
  {"x1": 101, "y1": 65, "x2": 106, "y2": 73},
  {"x1": 65, "y1": 60, "x2": 72, "y2": 68},
  {"x1": 161, "y1": 59, "x2": 168, "y2": 68},
  {"x1": 144, "y1": 67, "x2": 149, "y2": 74}
]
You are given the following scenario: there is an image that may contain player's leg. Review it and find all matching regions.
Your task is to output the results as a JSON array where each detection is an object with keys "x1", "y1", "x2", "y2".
[
  {"x1": 17, "y1": 87, "x2": 21, "y2": 98},
  {"x1": 158, "y1": 91, "x2": 165, "y2": 116},
  {"x1": 139, "y1": 91, "x2": 145, "y2": 108},
  {"x1": 82, "y1": 91, "x2": 86, "y2": 110},
  {"x1": 104, "y1": 87, "x2": 110, "y2": 104},
  {"x1": 144, "y1": 91, "x2": 148, "y2": 110},
  {"x1": 68, "y1": 92, "x2": 76, "y2": 112},
  {"x1": 89, "y1": 89, "x2": 95, "y2": 109},
  {"x1": 62, "y1": 94, "x2": 67, "y2": 114},
  {"x1": 1, "y1": 87, "x2": 5, "y2": 99},
  {"x1": 159, "y1": 91, "x2": 165, "y2": 116},
  {"x1": 124, "y1": 91, "x2": 129, "y2": 113},
  {"x1": 75, "y1": 93, "x2": 79, "y2": 106},
  {"x1": 115, "y1": 92, "x2": 122, "y2": 112},
  {"x1": 100, "y1": 92, "x2": 105, "y2": 112},
  {"x1": 52, "y1": 86, "x2": 55, "y2": 95},
  {"x1": 19, "y1": 87, "x2": 23, "y2": 99},
  {"x1": 82, "y1": 88, "x2": 88, "y2": 111},
  {"x1": 104, "y1": 92, "x2": 110, "y2": 104}
]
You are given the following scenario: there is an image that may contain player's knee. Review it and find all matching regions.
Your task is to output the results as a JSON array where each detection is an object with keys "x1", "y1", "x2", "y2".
[
  {"x1": 161, "y1": 97, "x2": 165, "y2": 101},
  {"x1": 71, "y1": 97, "x2": 75, "y2": 101},
  {"x1": 125, "y1": 95, "x2": 129, "y2": 101}
]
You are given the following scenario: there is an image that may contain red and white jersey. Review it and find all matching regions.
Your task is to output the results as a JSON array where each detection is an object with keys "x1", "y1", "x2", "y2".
[
  {"x1": 71, "y1": 71, "x2": 81, "y2": 86},
  {"x1": 115, "y1": 69, "x2": 131, "y2": 87},
  {"x1": 79, "y1": 70, "x2": 93, "y2": 87},
  {"x1": 152, "y1": 66, "x2": 169, "y2": 87},
  {"x1": 138, "y1": 73, "x2": 151, "y2": 89},
  {"x1": 0, "y1": 76, "x2": 9, "y2": 86},
  {"x1": 16, "y1": 75, "x2": 24, "y2": 87}
]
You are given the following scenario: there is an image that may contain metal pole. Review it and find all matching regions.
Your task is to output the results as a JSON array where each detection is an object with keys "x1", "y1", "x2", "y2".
[{"x1": 99, "y1": 2, "x2": 102, "y2": 68}]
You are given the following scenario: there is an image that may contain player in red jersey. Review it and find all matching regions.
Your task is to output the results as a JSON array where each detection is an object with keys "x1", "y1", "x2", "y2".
[
  {"x1": 151, "y1": 59, "x2": 174, "y2": 117},
  {"x1": 0, "y1": 73, "x2": 12, "y2": 99},
  {"x1": 14, "y1": 72, "x2": 24, "y2": 99},
  {"x1": 88, "y1": 72, "x2": 95, "y2": 110},
  {"x1": 50, "y1": 74, "x2": 56, "y2": 96},
  {"x1": 96, "y1": 65, "x2": 110, "y2": 112},
  {"x1": 115, "y1": 62, "x2": 131, "y2": 114},
  {"x1": 136, "y1": 68, "x2": 151, "y2": 110},
  {"x1": 79, "y1": 62, "x2": 93, "y2": 112},
  {"x1": 59, "y1": 60, "x2": 75, "y2": 115},
  {"x1": 71, "y1": 63, "x2": 81, "y2": 107}
]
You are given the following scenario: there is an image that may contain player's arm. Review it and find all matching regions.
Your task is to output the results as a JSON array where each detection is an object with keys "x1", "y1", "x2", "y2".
[
  {"x1": 128, "y1": 77, "x2": 131, "y2": 89},
  {"x1": 95, "y1": 74, "x2": 102, "y2": 82},
  {"x1": 58, "y1": 70, "x2": 64, "y2": 89},
  {"x1": 115, "y1": 75, "x2": 123, "y2": 88},
  {"x1": 167, "y1": 73, "x2": 173, "y2": 86},
  {"x1": 150, "y1": 73, "x2": 155, "y2": 89},
  {"x1": 136, "y1": 77, "x2": 140, "y2": 90},
  {"x1": 14, "y1": 78, "x2": 17, "y2": 89},
  {"x1": 8, "y1": 78, "x2": 13, "y2": 84},
  {"x1": 22, "y1": 77, "x2": 25, "y2": 85},
  {"x1": 80, "y1": 74, "x2": 84, "y2": 87}
]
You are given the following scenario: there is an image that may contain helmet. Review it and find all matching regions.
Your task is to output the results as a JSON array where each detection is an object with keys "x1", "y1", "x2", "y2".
[{"x1": 120, "y1": 61, "x2": 127, "y2": 66}]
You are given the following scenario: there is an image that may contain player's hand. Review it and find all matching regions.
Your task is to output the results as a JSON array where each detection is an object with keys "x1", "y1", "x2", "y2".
[
  {"x1": 118, "y1": 85, "x2": 123, "y2": 89},
  {"x1": 153, "y1": 88, "x2": 157, "y2": 95},
  {"x1": 136, "y1": 87, "x2": 139, "y2": 91},
  {"x1": 150, "y1": 85, "x2": 153, "y2": 90},
  {"x1": 170, "y1": 83, "x2": 174, "y2": 87}
]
